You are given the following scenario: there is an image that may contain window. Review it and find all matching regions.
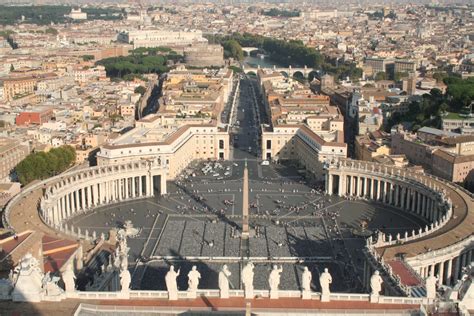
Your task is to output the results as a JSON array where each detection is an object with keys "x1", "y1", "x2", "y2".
[
  {"x1": 266, "y1": 140, "x2": 272, "y2": 149},
  {"x1": 219, "y1": 139, "x2": 224, "y2": 149}
]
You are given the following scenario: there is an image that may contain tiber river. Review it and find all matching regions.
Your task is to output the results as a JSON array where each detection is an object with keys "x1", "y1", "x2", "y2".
[{"x1": 243, "y1": 55, "x2": 286, "y2": 69}]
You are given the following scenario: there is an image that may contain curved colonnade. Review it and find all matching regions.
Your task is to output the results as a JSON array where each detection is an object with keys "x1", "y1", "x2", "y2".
[
  {"x1": 3, "y1": 160, "x2": 167, "y2": 240},
  {"x1": 326, "y1": 158, "x2": 473, "y2": 289}
]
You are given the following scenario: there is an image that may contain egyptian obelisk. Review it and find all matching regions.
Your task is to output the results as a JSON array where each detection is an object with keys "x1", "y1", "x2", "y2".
[{"x1": 242, "y1": 159, "x2": 249, "y2": 239}]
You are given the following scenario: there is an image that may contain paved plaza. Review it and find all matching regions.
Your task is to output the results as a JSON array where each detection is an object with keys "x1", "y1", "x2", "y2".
[{"x1": 66, "y1": 160, "x2": 426, "y2": 293}]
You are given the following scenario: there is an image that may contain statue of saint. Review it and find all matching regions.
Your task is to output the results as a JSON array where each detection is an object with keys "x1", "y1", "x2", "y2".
[
  {"x1": 187, "y1": 266, "x2": 201, "y2": 292},
  {"x1": 268, "y1": 265, "x2": 283, "y2": 291},
  {"x1": 242, "y1": 262, "x2": 254, "y2": 298},
  {"x1": 319, "y1": 268, "x2": 332, "y2": 296},
  {"x1": 425, "y1": 271, "x2": 438, "y2": 299},
  {"x1": 219, "y1": 265, "x2": 232, "y2": 298},
  {"x1": 62, "y1": 263, "x2": 76, "y2": 293},
  {"x1": 165, "y1": 265, "x2": 180, "y2": 300},
  {"x1": 301, "y1": 266, "x2": 312, "y2": 292},
  {"x1": 370, "y1": 270, "x2": 383, "y2": 296},
  {"x1": 120, "y1": 268, "x2": 131, "y2": 293}
]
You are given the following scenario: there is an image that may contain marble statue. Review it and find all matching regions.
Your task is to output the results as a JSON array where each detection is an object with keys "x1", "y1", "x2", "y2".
[
  {"x1": 187, "y1": 266, "x2": 201, "y2": 298},
  {"x1": 370, "y1": 270, "x2": 383, "y2": 296},
  {"x1": 62, "y1": 263, "x2": 76, "y2": 293},
  {"x1": 301, "y1": 266, "x2": 312, "y2": 299},
  {"x1": 120, "y1": 268, "x2": 131, "y2": 293},
  {"x1": 12, "y1": 253, "x2": 44, "y2": 302},
  {"x1": 269, "y1": 265, "x2": 283, "y2": 299},
  {"x1": 42, "y1": 272, "x2": 63, "y2": 297},
  {"x1": 319, "y1": 268, "x2": 332, "y2": 302},
  {"x1": 219, "y1": 265, "x2": 232, "y2": 299},
  {"x1": 425, "y1": 271, "x2": 438, "y2": 300},
  {"x1": 165, "y1": 265, "x2": 180, "y2": 300},
  {"x1": 242, "y1": 262, "x2": 254, "y2": 299}
]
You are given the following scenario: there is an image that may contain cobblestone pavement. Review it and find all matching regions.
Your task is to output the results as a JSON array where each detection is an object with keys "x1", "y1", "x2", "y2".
[{"x1": 66, "y1": 162, "x2": 425, "y2": 292}]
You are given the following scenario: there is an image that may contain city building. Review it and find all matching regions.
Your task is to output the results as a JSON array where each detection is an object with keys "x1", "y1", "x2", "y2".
[
  {"x1": 442, "y1": 112, "x2": 474, "y2": 135},
  {"x1": 0, "y1": 138, "x2": 30, "y2": 181},
  {"x1": 117, "y1": 29, "x2": 207, "y2": 49},
  {"x1": 184, "y1": 44, "x2": 224, "y2": 68},
  {"x1": 391, "y1": 125, "x2": 474, "y2": 183}
]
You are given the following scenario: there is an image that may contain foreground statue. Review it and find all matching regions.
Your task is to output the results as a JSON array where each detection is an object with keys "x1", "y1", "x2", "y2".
[
  {"x1": 219, "y1": 265, "x2": 232, "y2": 298},
  {"x1": 242, "y1": 262, "x2": 254, "y2": 299},
  {"x1": 187, "y1": 266, "x2": 201, "y2": 299},
  {"x1": 370, "y1": 270, "x2": 383, "y2": 302},
  {"x1": 268, "y1": 265, "x2": 283, "y2": 299},
  {"x1": 62, "y1": 264, "x2": 76, "y2": 293},
  {"x1": 165, "y1": 266, "x2": 180, "y2": 300},
  {"x1": 12, "y1": 253, "x2": 44, "y2": 302},
  {"x1": 425, "y1": 271, "x2": 438, "y2": 300},
  {"x1": 319, "y1": 268, "x2": 332, "y2": 302},
  {"x1": 301, "y1": 266, "x2": 312, "y2": 299},
  {"x1": 120, "y1": 268, "x2": 131, "y2": 294}
]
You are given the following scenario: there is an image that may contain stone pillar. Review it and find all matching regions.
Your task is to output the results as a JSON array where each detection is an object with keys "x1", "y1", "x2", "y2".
[
  {"x1": 399, "y1": 187, "x2": 405, "y2": 209},
  {"x1": 79, "y1": 188, "x2": 84, "y2": 210},
  {"x1": 139, "y1": 176, "x2": 143, "y2": 197},
  {"x1": 406, "y1": 188, "x2": 411, "y2": 211},
  {"x1": 363, "y1": 177, "x2": 368, "y2": 197},
  {"x1": 131, "y1": 177, "x2": 136, "y2": 198},
  {"x1": 453, "y1": 256, "x2": 461, "y2": 282},
  {"x1": 146, "y1": 174, "x2": 152, "y2": 196},
  {"x1": 104, "y1": 181, "x2": 109, "y2": 203},
  {"x1": 395, "y1": 185, "x2": 399, "y2": 206},
  {"x1": 160, "y1": 174, "x2": 167, "y2": 195},
  {"x1": 376, "y1": 180, "x2": 382, "y2": 201},
  {"x1": 446, "y1": 258, "x2": 453, "y2": 286},
  {"x1": 65, "y1": 193, "x2": 70, "y2": 215},
  {"x1": 125, "y1": 178, "x2": 129, "y2": 199},
  {"x1": 52, "y1": 205, "x2": 58, "y2": 225},
  {"x1": 370, "y1": 178, "x2": 375, "y2": 200},
  {"x1": 61, "y1": 196, "x2": 66, "y2": 218},
  {"x1": 438, "y1": 261, "x2": 445, "y2": 285},
  {"x1": 75, "y1": 191, "x2": 79, "y2": 213},
  {"x1": 93, "y1": 183, "x2": 99, "y2": 206},
  {"x1": 421, "y1": 194, "x2": 426, "y2": 217}
]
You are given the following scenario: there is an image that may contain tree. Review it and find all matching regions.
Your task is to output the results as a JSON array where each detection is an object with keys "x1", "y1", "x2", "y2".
[
  {"x1": 134, "y1": 85, "x2": 146, "y2": 95},
  {"x1": 82, "y1": 55, "x2": 95, "y2": 61},
  {"x1": 394, "y1": 72, "x2": 409, "y2": 82},
  {"x1": 45, "y1": 27, "x2": 58, "y2": 35},
  {"x1": 223, "y1": 39, "x2": 244, "y2": 61},
  {"x1": 15, "y1": 146, "x2": 76, "y2": 186},
  {"x1": 375, "y1": 72, "x2": 387, "y2": 81}
]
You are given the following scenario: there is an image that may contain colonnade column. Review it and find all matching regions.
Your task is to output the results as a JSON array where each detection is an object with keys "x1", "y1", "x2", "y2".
[
  {"x1": 446, "y1": 258, "x2": 453, "y2": 285},
  {"x1": 161, "y1": 173, "x2": 167, "y2": 195},
  {"x1": 439, "y1": 261, "x2": 445, "y2": 285},
  {"x1": 138, "y1": 176, "x2": 142, "y2": 197},
  {"x1": 80, "y1": 188, "x2": 85, "y2": 210}
]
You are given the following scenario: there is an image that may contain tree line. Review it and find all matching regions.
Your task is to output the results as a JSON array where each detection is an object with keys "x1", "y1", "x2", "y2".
[
  {"x1": 96, "y1": 47, "x2": 182, "y2": 79},
  {"x1": 261, "y1": 8, "x2": 300, "y2": 17},
  {"x1": 205, "y1": 32, "x2": 324, "y2": 68},
  {"x1": 16, "y1": 146, "x2": 76, "y2": 186},
  {"x1": 205, "y1": 32, "x2": 363, "y2": 81},
  {"x1": 385, "y1": 76, "x2": 474, "y2": 132},
  {"x1": 0, "y1": 5, "x2": 123, "y2": 25}
]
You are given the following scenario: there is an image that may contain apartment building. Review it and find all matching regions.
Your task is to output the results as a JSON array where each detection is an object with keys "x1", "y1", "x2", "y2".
[
  {"x1": 117, "y1": 29, "x2": 207, "y2": 49},
  {"x1": 391, "y1": 125, "x2": 474, "y2": 183},
  {"x1": 96, "y1": 117, "x2": 229, "y2": 179},
  {"x1": 0, "y1": 138, "x2": 30, "y2": 181}
]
